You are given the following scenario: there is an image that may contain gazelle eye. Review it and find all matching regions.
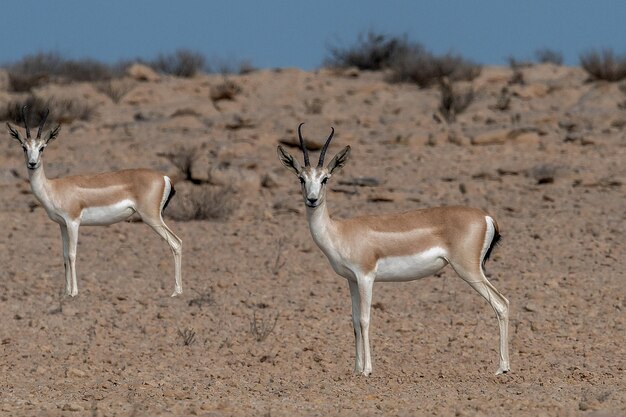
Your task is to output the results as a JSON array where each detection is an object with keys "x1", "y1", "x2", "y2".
[
  {"x1": 321, "y1": 177, "x2": 328, "y2": 185},
  {"x1": 39, "y1": 147, "x2": 44, "y2": 153},
  {"x1": 299, "y1": 177, "x2": 305, "y2": 184},
  {"x1": 22, "y1": 147, "x2": 27, "y2": 152}
]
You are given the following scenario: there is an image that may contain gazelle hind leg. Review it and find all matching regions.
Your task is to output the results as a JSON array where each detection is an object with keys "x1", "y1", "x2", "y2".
[
  {"x1": 452, "y1": 263, "x2": 510, "y2": 375},
  {"x1": 60, "y1": 225, "x2": 71, "y2": 296},
  {"x1": 66, "y1": 221, "x2": 80, "y2": 297},
  {"x1": 144, "y1": 219, "x2": 182, "y2": 296},
  {"x1": 356, "y1": 273, "x2": 375, "y2": 376},
  {"x1": 348, "y1": 280, "x2": 364, "y2": 374}
]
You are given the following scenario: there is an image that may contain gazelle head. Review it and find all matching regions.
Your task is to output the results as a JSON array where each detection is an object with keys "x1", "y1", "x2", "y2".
[
  {"x1": 277, "y1": 123, "x2": 351, "y2": 208},
  {"x1": 6, "y1": 106, "x2": 60, "y2": 170}
]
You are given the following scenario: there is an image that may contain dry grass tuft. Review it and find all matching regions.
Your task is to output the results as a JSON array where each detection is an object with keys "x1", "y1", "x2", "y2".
[
  {"x1": 250, "y1": 310, "x2": 279, "y2": 342},
  {"x1": 178, "y1": 328, "x2": 196, "y2": 346}
]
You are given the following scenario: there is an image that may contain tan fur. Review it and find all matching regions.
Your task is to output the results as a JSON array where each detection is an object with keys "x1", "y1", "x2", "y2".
[
  {"x1": 48, "y1": 169, "x2": 166, "y2": 220},
  {"x1": 331, "y1": 206, "x2": 488, "y2": 273}
]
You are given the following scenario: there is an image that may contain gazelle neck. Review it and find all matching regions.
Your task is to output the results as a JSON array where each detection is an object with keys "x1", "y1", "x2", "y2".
[
  {"x1": 306, "y1": 199, "x2": 337, "y2": 250},
  {"x1": 27, "y1": 161, "x2": 52, "y2": 205}
]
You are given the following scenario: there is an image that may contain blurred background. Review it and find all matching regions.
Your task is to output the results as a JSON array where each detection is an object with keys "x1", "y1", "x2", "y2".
[{"x1": 2, "y1": 0, "x2": 625, "y2": 70}]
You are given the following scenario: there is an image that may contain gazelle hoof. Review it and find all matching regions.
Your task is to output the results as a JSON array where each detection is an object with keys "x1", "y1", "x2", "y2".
[
  {"x1": 171, "y1": 289, "x2": 183, "y2": 297},
  {"x1": 495, "y1": 366, "x2": 510, "y2": 375}
]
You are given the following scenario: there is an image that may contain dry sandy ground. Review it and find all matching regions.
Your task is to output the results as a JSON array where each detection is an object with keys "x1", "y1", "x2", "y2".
[{"x1": 0, "y1": 64, "x2": 624, "y2": 416}]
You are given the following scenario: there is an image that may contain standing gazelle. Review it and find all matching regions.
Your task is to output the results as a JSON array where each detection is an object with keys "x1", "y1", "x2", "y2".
[
  {"x1": 6, "y1": 107, "x2": 182, "y2": 297},
  {"x1": 277, "y1": 124, "x2": 510, "y2": 375}
]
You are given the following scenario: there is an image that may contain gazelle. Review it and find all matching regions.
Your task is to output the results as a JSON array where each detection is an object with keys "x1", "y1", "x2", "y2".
[
  {"x1": 6, "y1": 107, "x2": 182, "y2": 297},
  {"x1": 277, "y1": 124, "x2": 510, "y2": 375}
]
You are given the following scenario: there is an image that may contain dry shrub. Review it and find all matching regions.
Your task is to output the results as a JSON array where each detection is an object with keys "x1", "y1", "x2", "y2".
[
  {"x1": 166, "y1": 185, "x2": 237, "y2": 221},
  {"x1": 535, "y1": 48, "x2": 564, "y2": 65},
  {"x1": 0, "y1": 96, "x2": 95, "y2": 124},
  {"x1": 250, "y1": 310, "x2": 279, "y2": 342},
  {"x1": 324, "y1": 31, "x2": 414, "y2": 70},
  {"x1": 149, "y1": 49, "x2": 205, "y2": 77},
  {"x1": 437, "y1": 78, "x2": 474, "y2": 123},
  {"x1": 177, "y1": 328, "x2": 196, "y2": 346},
  {"x1": 210, "y1": 79, "x2": 242, "y2": 102},
  {"x1": 580, "y1": 49, "x2": 626, "y2": 82},
  {"x1": 6, "y1": 52, "x2": 115, "y2": 91},
  {"x1": 94, "y1": 79, "x2": 136, "y2": 103},
  {"x1": 325, "y1": 31, "x2": 480, "y2": 87},
  {"x1": 157, "y1": 145, "x2": 199, "y2": 182},
  {"x1": 389, "y1": 49, "x2": 481, "y2": 88}
]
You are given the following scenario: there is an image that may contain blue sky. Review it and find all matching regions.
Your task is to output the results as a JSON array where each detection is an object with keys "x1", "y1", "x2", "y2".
[{"x1": 2, "y1": 0, "x2": 624, "y2": 69}]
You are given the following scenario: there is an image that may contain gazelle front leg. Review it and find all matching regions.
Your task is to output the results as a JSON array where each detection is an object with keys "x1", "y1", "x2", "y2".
[
  {"x1": 59, "y1": 224, "x2": 71, "y2": 296},
  {"x1": 357, "y1": 273, "x2": 375, "y2": 376},
  {"x1": 348, "y1": 279, "x2": 364, "y2": 374},
  {"x1": 66, "y1": 220, "x2": 80, "y2": 297}
]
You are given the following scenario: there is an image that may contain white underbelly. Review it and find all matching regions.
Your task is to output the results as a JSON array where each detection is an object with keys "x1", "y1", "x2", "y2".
[
  {"x1": 375, "y1": 247, "x2": 448, "y2": 282},
  {"x1": 81, "y1": 200, "x2": 136, "y2": 225}
]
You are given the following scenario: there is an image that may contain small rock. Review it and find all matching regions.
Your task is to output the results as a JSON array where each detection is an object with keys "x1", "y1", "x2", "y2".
[
  {"x1": 126, "y1": 63, "x2": 160, "y2": 82},
  {"x1": 66, "y1": 367, "x2": 87, "y2": 378},
  {"x1": 524, "y1": 303, "x2": 538, "y2": 312},
  {"x1": 471, "y1": 129, "x2": 509, "y2": 145},
  {"x1": 62, "y1": 402, "x2": 84, "y2": 412},
  {"x1": 261, "y1": 172, "x2": 280, "y2": 189}
]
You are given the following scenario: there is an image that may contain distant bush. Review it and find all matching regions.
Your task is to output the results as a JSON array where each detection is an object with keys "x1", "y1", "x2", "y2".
[
  {"x1": 535, "y1": 48, "x2": 564, "y2": 65},
  {"x1": 0, "y1": 96, "x2": 95, "y2": 125},
  {"x1": 6, "y1": 52, "x2": 115, "y2": 91},
  {"x1": 148, "y1": 49, "x2": 206, "y2": 77},
  {"x1": 324, "y1": 31, "x2": 480, "y2": 87},
  {"x1": 389, "y1": 50, "x2": 481, "y2": 88},
  {"x1": 437, "y1": 78, "x2": 474, "y2": 123},
  {"x1": 167, "y1": 185, "x2": 237, "y2": 221},
  {"x1": 324, "y1": 31, "x2": 415, "y2": 70},
  {"x1": 580, "y1": 49, "x2": 626, "y2": 82}
]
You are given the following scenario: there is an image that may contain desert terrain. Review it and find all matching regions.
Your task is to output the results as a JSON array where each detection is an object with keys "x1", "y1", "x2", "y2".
[{"x1": 0, "y1": 63, "x2": 624, "y2": 416}]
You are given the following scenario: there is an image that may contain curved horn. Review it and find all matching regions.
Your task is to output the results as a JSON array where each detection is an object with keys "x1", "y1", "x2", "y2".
[
  {"x1": 37, "y1": 108, "x2": 50, "y2": 139},
  {"x1": 317, "y1": 127, "x2": 335, "y2": 167},
  {"x1": 298, "y1": 122, "x2": 310, "y2": 167},
  {"x1": 21, "y1": 106, "x2": 31, "y2": 138}
]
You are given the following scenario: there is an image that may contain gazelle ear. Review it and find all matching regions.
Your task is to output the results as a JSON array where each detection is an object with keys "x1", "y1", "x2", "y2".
[
  {"x1": 277, "y1": 145, "x2": 302, "y2": 176},
  {"x1": 6, "y1": 123, "x2": 23, "y2": 144},
  {"x1": 327, "y1": 145, "x2": 351, "y2": 174},
  {"x1": 45, "y1": 125, "x2": 61, "y2": 144}
]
